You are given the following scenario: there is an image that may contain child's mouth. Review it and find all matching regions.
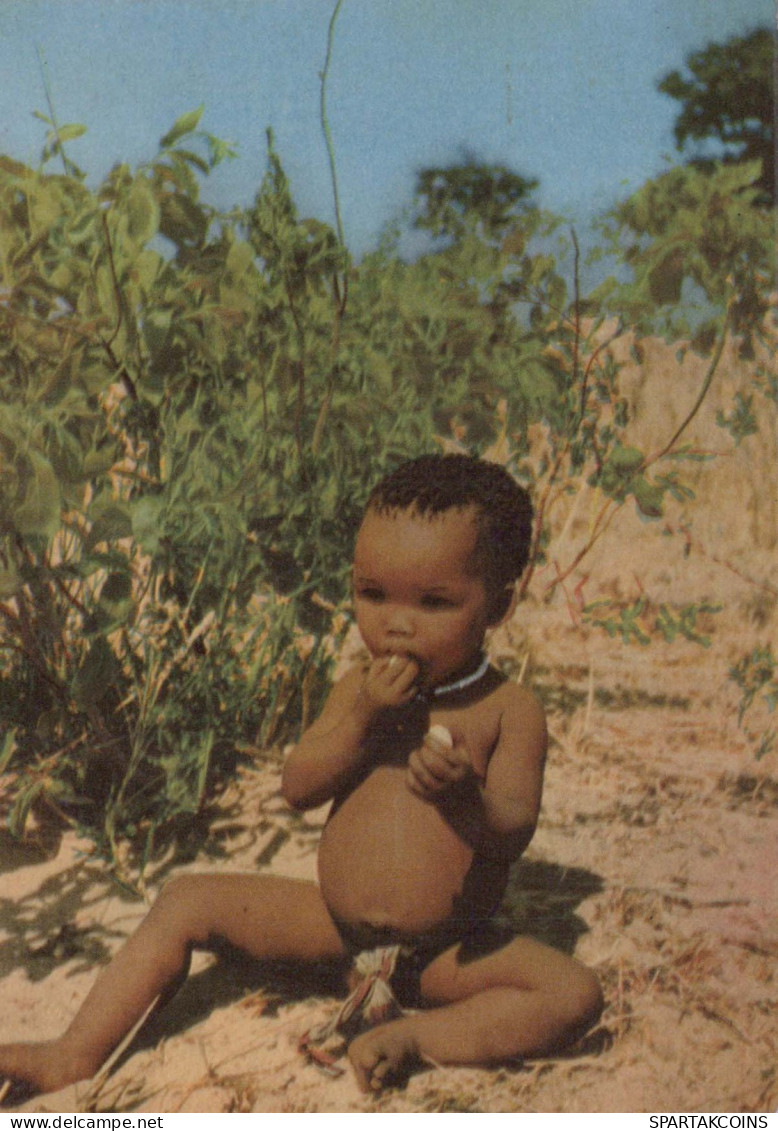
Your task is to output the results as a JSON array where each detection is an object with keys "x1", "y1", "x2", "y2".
[{"x1": 386, "y1": 651, "x2": 426, "y2": 686}]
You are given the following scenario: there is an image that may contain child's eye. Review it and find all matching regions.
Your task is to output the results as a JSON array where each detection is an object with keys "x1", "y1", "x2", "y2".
[
  {"x1": 357, "y1": 587, "x2": 385, "y2": 602},
  {"x1": 420, "y1": 594, "x2": 454, "y2": 609}
]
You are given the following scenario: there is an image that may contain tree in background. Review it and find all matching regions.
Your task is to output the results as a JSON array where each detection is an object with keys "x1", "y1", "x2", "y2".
[
  {"x1": 658, "y1": 27, "x2": 775, "y2": 207},
  {"x1": 412, "y1": 158, "x2": 539, "y2": 244}
]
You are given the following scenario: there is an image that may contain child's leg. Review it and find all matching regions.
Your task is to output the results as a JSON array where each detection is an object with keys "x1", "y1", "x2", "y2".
[
  {"x1": 348, "y1": 934, "x2": 603, "y2": 1092},
  {"x1": 0, "y1": 874, "x2": 346, "y2": 1095}
]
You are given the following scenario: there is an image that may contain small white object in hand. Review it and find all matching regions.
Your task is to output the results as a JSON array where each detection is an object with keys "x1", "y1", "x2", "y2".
[{"x1": 428, "y1": 724, "x2": 453, "y2": 748}]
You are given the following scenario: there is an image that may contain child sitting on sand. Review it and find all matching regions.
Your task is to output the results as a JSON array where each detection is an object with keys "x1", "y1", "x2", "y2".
[{"x1": 1, "y1": 453, "x2": 602, "y2": 1097}]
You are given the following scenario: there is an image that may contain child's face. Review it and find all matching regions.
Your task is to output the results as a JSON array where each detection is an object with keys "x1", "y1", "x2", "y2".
[{"x1": 352, "y1": 505, "x2": 495, "y2": 690}]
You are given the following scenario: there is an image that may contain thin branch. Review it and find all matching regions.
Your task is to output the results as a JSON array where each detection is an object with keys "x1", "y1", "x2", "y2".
[
  {"x1": 315, "y1": 0, "x2": 349, "y2": 449},
  {"x1": 544, "y1": 495, "x2": 621, "y2": 594},
  {"x1": 518, "y1": 444, "x2": 566, "y2": 598},
  {"x1": 36, "y1": 45, "x2": 69, "y2": 176},
  {"x1": 643, "y1": 314, "x2": 730, "y2": 468},
  {"x1": 667, "y1": 522, "x2": 778, "y2": 598},
  {"x1": 101, "y1": 212, "x2": 125, "y2": 350},
  {"x1": 320, "y1": 0, "x2": 347, "y2": 251},
  {"x1": 284, "y1": 278, "x2": 308, "y2": 477},
  {"x1": 571, "y1": 228, "x2": 581, "y2": 395},
  {"x1": 100, "y1": 213, "x2": 138, "y2": 401}
]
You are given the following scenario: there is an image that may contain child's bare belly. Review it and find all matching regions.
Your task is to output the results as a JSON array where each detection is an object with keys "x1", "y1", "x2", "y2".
[{"x1": 317, "y1": 764, "x2": 493, "y2": 932}]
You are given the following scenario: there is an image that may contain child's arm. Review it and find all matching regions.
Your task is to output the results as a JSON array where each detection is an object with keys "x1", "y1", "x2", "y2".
[
  {"x1": 282, "y1": 654, "x2": 418, "y2": 810},
  {"x1": 408, "y1": 686, "x2": 547, "y2": 862},
  {"x1": 465, "y1": 687, "x2": 546, "y2": 860}
]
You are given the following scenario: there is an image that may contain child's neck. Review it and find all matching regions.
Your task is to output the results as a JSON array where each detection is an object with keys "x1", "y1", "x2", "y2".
[{"x1": 428, "y1": 652, "x2": 490, "y2": 698}]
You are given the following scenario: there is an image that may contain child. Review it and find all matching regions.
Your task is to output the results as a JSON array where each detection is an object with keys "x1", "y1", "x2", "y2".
[{"x1": 0, "y1": 453, "x2": 602, "y2": 1097}]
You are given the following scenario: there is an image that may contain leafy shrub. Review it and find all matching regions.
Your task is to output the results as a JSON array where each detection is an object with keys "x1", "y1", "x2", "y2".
[
  {"x1": 0, "y1": 103, "x2": 773, "y2": 869},
  {"x1": 0, "y1": 112, "x2": 437, "y2": 865}
]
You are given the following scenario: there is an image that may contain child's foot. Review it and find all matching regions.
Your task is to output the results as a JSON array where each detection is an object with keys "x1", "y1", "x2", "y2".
[
  {"x1": 0, "y1": 1041, "x2": 87, "y2": 1101},
  {"x1": 347, "y1": 1019, "x2": 421, "y2": 1092}
]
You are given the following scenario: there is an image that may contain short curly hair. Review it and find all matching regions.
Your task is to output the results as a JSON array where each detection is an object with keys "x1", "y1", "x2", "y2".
[{"x1": 365, "y1": 453, "x2": 534, "y2": 601}]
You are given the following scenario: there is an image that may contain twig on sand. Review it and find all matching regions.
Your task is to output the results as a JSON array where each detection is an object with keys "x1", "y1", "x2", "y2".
[
  {"x1": 79, "y1": 993, "x2": 161, "y2": 1108},
  {"x1": 583, "y1": 660, "x2": 595, "y2": 735}
]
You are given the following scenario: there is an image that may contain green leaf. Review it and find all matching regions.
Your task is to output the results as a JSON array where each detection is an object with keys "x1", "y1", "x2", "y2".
[
  {"x1": 9, "y1": 781, "x2": 45, "y2": 838},
  {"x1": 56, "y1": 122, "x2": 87, "y2": 143},
  {"x1": 226, "y1": 239, "x2": 255, "y2": 278},
  {"x1": 97, "y1": 570, "x2": 135, "y2": 629},
  {"x1": 131, "y1": 496, "x2": 165, "y2": 555},
  {"x1": 14, "y1": 452, "x2": 61, "y2": 539},
  {"x1": 158, "y1": 192, "x2": 208, "y2": 248},
  {"x1": 126, "y1": 178, "x2": 160, "y2": 245},
  {"x1": 83, "y1": 442, "x2": 120, "y2": 478},
  {"x1": 87, "y1": 501, "x2": 133, "y2": 548},
  {"x1": 173, "y1": 148, "x2": 210, "y2": 175},
  {"x1": 71, "y1": 637, "x2": 120, "y2": 709},
  {"x1": 633, "y1": 478, "x2": 665, "y2": 518},
  {"x1": 690, "y1": 320, "x2": 718, "y2": 355},
  {"x1": 142, "y1": 307, "x2": 172, "y2": 356},
  {"x1": 716, "y1": 392, "x2": 758, "y2": 445},
  {"x1": 0, "y1": 563, "x2": 21, "y2": 598},
  {"x1": 648, "y1": 249, "x2": 684, "y2": 305},
  {"x1": 67, "y1": 207, "x2": 99, "y2": 246},
  {"x1": 160, "y1": 106, "x2": 204, "y2": 149},
  {"x1": 606, "y1": 444, "x2": 644, "y2": 474},
  {"x1": 0, "y1": 728, "x2": 17, "y2": 774}
]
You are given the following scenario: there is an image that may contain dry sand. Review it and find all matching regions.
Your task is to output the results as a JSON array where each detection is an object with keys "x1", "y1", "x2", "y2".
[
  {"x1": 1, "y1": 541, "x2": 776, "y2": 1113},
  {"x1": 1, "y1": 335, "x2": 777, "y2": 1112}
]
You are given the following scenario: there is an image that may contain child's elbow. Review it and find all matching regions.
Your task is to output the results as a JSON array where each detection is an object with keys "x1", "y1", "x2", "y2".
[
  {"x1": 493, "y1": 811, "x2": 537, "y2": 862},
  {"x1": 501, "y1": 823, "x2": 536, "y2": 862},
  {"x1": 281, "y1": 756, "x2": 329, "y2": 811},
  {"x1": 280, "y1": 759, "x2": 308, "y2": 811}
]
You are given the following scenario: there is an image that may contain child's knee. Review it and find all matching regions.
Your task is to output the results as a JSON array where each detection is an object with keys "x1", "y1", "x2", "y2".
[
  {"x1": 564, "y1": 963, "x2": 604, "y2": 1031},
  {"x1": 149, "y1": 874, "x2": 211, "y2": 942},
  {"x1": 155, "y1": 873, "x2": 197, "y2": 910}
]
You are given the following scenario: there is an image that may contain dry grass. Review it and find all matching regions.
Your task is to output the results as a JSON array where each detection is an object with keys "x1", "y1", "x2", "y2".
[
  {"x1": 2, "y1": 335, "x2": 777, "y2": 1112},
  {"x1": 4, "y1": 578, "x2": 776, "y2": 1112}
]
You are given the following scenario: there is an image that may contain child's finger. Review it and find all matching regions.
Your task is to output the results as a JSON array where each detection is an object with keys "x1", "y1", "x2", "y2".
[
  {"x1": 349, "y1": 1051, "x2": 374, "y2": 1093},
  {"x1": 423, "y1": 735, "x2": 463, "y2": 771},
  {"x1": 381, "y1": 655, "x2": 420, "y2": 701},
  {"x1": 419, "y1": 745, "x2": 452, "y2": 781},
  {"x1": 406, "y1": 760, "x2": 433, "y2": 797},
  {"x1": 407, "y1": 750, "x2": 447, "y2": 795},
  {"x1": 349, "y1": 1041, "x2": 388, "y2": 1093},
  {"x1": 425, "y1": 729, "x2": 471, "y2": 777},
  {"x1": 368, "y1": 1054, "x2": 392, "y2": 1091},
  {"x1": 386, "y1": 654, "x2": 419, "y2": 683}
]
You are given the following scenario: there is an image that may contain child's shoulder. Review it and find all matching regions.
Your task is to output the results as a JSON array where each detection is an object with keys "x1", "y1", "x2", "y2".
[
  {"x1": 495, "y1": 674, "x2": 545, "y2": 711},
  {"x1": 489, "y1": 671, "x2": 547, "y2": 733},
  {"x1": 454, "y1": 668, "x2": 546, "y2": 737}
]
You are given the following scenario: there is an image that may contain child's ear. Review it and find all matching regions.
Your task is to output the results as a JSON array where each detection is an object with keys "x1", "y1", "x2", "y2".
[{"x1": 488, "y1": 583, "x2": 517, "y2": 627}]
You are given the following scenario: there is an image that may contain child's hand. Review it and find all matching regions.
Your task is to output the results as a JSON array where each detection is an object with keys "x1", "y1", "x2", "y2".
[
  {"x1": 406, "y1": 725, "x2": 472, "y2": 799},
  {"x1": 357, "y1": 654, "x2": 419, "y2": 716}
]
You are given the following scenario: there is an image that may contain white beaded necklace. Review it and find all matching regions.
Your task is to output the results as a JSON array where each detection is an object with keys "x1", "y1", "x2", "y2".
[{"x1": 430, "y1": 653, "x2": 491, "y2": 698}]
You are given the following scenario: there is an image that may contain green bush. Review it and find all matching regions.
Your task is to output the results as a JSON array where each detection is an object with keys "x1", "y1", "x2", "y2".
[{"x1": 0, "y1": 105, "x2": 772, "y2": 870}]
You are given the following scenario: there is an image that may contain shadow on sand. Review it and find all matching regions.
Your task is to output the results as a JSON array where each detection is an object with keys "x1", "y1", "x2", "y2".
[{"x1": 503, "y1": 856, "x2": 605, "y2": 954}]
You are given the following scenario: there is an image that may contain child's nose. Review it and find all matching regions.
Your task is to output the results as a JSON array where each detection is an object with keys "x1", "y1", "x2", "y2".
[{"x1": 385, "y1": 604, "x2": 414, "y2": 637}]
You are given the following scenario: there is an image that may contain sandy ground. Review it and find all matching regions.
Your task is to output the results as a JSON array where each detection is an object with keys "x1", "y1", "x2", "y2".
[{"x1": 1, "y1": 513, "x2": 776, "y2": 1113}]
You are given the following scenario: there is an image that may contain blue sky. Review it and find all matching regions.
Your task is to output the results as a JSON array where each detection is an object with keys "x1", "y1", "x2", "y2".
[{"x1": 0, "y1": 0, "x2": 771, "y2": 256}]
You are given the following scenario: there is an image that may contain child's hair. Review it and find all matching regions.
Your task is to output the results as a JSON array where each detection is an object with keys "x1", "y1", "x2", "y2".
[{"x1": 366, "y1": 453, "x2": 534, "y2": 601}]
